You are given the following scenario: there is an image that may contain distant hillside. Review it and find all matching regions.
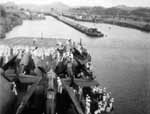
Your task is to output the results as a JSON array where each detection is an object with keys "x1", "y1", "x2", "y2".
[
  {"x1": 68, "y1": 6, "x2": 150, "y2": 19},
  {"x1": 48, "y1": 2, "x2": 70, "y2": 10},
  {"x1": 19, "y1": 2, "x2": 70, "y2": 12},
  {"x1": 115, "y1": 5, "x2": 137, "y2": 10},
  {"x1": 2, "y1": 1, "x2": 18, "y2": 9},
  {"x1": 18, "y1": 4, "x2": 38, "y2": 10},
  {"x1": 0, "y1": 5, "x2": 22, "y2": 38}
]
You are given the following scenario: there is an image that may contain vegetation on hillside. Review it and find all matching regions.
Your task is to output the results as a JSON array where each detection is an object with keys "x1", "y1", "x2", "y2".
[
  {"x1": 64, "y1": 6, "x2": 150, "y2": 32},
  {"x1": 67, "y1": 6, "x2": 150, "y2": 21},
  {"x1": 0, "y1": 5, "x2": 23, "y2": 38},
  {"x1": 0, "y1": 3, "x2": 45, "y2": 39}
]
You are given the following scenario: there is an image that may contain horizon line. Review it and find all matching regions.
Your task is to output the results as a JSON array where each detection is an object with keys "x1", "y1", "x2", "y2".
[{"x1": 1, "y1": 1, "x2": 150, "y2": 8}]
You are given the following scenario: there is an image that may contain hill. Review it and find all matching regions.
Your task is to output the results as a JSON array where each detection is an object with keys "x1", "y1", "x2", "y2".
[
  {"x1": 67, "y1": 6, "x2": 150, "y2": 20},
  {"x1": 0, "y1": 5, "x2": 23, "y2": 38},
  {"x1": 64, "y1": 5, "x2": 150, "y2": 32},
  {"x1": 115, "y1": 5, "x2": 137, "y2": 10},
  {"x1": 19, "y1": 2, "x2": 70, "y2": 12}
]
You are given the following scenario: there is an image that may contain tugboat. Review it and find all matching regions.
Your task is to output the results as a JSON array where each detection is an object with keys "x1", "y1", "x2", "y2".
[
  {"x1": 0, "y1": 37, "x2": 114, "y2": 114},
  {"x1": 86, "y1": 28, "x2": 104, "y2": 37}
]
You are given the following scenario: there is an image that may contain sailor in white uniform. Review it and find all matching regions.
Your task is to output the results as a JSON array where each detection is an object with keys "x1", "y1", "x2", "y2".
[
  {"x1": 85, "y1": 95, "x2": 91, "y2": 114},
  {"x1": 94, "y1": 101, "x2": 102, "y2": 114},
  {"x1": 57, "y1": 76, "x2": 62, "y2": 93}
]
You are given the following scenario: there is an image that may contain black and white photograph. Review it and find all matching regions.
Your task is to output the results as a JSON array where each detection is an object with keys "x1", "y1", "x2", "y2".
[{"x1": 0, "y1": 0, "x2": 149, "y2": 114}]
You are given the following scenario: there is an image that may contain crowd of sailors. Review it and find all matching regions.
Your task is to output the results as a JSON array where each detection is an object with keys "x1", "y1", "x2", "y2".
[
  {"x1": 71, "y1": 85, "x2": 114, "y2": 114},
  {"x1": 91, "y1": 86, "x2": 114, "y2": 114},
  {"x1": 0, "y1": 39, "x2": 93, "y2": 78},
  {"x1": 0, "y1": 39, "x2": 114, "y2": 114}
]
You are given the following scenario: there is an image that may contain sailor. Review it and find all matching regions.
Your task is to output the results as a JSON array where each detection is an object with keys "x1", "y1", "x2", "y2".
[
  {"x1": 98, "y1": 88, "x2": 103, "y2": 101},
  {"x1": 11, "y1": 81, "x2": 18, "y2": 96},
  {"x1": 68, "y1": 39, "x2": 73, "y2": 48},
  {"x1": 0, "y1": 68, "x2": 4, "y2": 75},
  {"x1": 106, "y1": 98, "x2": 114, "y2": 112},
  {"x1": 20, "y1": 52, "x2": 34, "y2": 74},
  {"x1": 65, "y1": 39, "x2": 70, "y2": 52},
  {"x1": 32, "y1": 56, "x2": 42, "y2": 68},
  {"x1": 106, "y1": 92, "x2": 111, "y2": 100},
  {"x1": 76, "y1": 43, "x2": 82, "y2": 54},
  {"x1": 57, "y1": 76, "x2": 62, "y2": 93},
  {"x1": 32, "y1": 56, "x2": 48, "y2": 77},
  {"x1": 100, "y1": 101, "x2": 107, "y2": 112},
  {"x1": 77, "y1": 71, "x2": 84, "y2": 79},
  {"x1": 102, "y1": 87, "x2": 107, "y2": 95},
  {"x1": 57, "y1": 41, "x2": 64, "y2": 52},
  {"x1": 94, "y1": 101, "x2": 102, "y2": 114},
  {"x1": 66, "y1": 55, "x2": 74, "y2": 80},
  {"x1": 92, "y1": 86, "x2": 96, "y2": 94},
  {"x1": 17, "y1": 49, "x2": 23, "y2": 60},
  {"x1": 85, "y1": 94, "x2": 91, "y2": 114},
  {"x1": 47, "y1": 69, "x2": 56, "y2": 91},
  {"x1": 20, "y1": 52, "x2": 30, "y2": 67},
  {"x1": 103, "y1": 93, "x2": 107, "y2": 102},
  {"x1": 0, "y1": 56, "x2": 4, "y2": 67},
  {"x1": 78, "y1": 86, "x2": 83, "y2": 101},
  {"x1": 55, "y1": 49, "x2": 61, "y2": 63},
  {"x1": 4, "y1": 49, "x2": 9, "y2": 64},
  {"x1": 33, "y1": 38, "x2": 37, "y2": 46},
  {"x1": 86, "y1": 62, "x2": 92, "y2": 70},
  {"x1": 46, "y1": 68, "x2": 57, "y2": 114}
]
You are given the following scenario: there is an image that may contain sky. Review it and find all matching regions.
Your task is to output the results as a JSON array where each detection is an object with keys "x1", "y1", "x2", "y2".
[{"x1": 1, "y1": 0, "x2": 150, "y2": 7}]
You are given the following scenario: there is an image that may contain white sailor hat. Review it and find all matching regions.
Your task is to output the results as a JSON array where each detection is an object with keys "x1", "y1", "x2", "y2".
[
  {"x1": 56, "y1": 41, "x2": 62, "y2": 46},
  {"x1": 33, "y1": 38, "x2": 37, "y2": 42},
  {"x1": 98, "y1": 101, "x2": 103, "y2": 105},
  {"x1": 110, "y1": 98, "x2": 114, "y2": 102}
]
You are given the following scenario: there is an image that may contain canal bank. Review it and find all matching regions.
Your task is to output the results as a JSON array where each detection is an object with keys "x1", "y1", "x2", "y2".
[
  {"x1": 0, "y1": 5, "x2": 46, "y2": 39},
  {"x1": 63, "y1": 14, "x2": 150, "y2": 32},
  {"x1": 46, "y1": 13, "x2": 104, "y2": 37},
  {"x1": 4, "y1": 16, "x2": 150, "y2": 114},
  {"x1": 0, "y1": 15, "x2": 22, "y2": 39}
]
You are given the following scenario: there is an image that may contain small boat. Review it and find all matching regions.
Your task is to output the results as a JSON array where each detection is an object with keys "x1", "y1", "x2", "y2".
[{"x1": 86, "y1": 28, "x2": 104, "y2": 37}]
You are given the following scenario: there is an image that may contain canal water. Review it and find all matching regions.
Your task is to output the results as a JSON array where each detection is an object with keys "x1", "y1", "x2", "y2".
[{"x1": 6, "y1": 16, "x2": 150, "y2": 114}]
